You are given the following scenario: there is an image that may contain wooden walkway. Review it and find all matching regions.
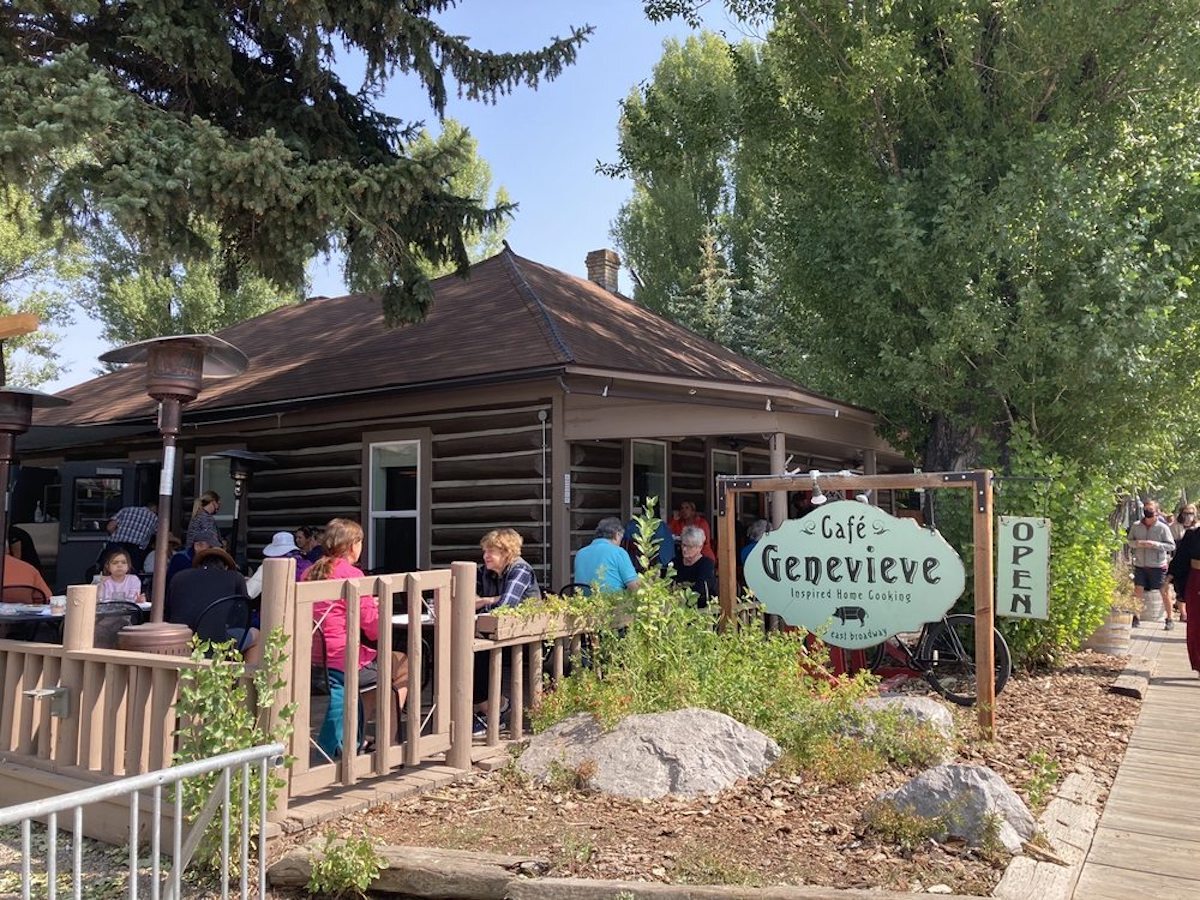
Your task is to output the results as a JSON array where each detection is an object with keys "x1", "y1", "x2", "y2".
[{"x1": 1073, "y1": 625, "x2": 1200, "y2": 898}]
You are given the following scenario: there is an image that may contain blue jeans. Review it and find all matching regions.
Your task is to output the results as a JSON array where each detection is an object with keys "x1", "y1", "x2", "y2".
[{"x1": 316, "y1": 669, "x2": 365, "y2": 759}]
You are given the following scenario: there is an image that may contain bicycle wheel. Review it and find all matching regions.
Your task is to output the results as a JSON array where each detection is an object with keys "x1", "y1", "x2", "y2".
[
  {"x1": 866, "y1": 636, "x2": 906, "y2": 672},
  {"x1": 918, "y1": 614, "x2": 1012, "y2": 706}
]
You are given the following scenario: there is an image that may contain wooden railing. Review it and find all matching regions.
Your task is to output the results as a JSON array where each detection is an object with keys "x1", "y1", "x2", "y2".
[
  {"x1": 261, "y1": 559, "x2": 475, "y2": 806},
  {"x1": 0, "y1": 559, "x2": 597, "y2": 834},
  {"x1": 0, "y1": 583, "x2": 200, "y2": 782}
]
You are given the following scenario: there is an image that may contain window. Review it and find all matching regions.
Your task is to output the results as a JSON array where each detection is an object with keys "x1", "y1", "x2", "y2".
[
  {"x1": 712, "y1": 449, "x2": 739, "y2": 480},
  {"x1": 199, "y1": 455, "x2": 236, "y2": 527},
  {"x1": 631, "y1": 440, "x2": 667, "y2": 515},
  {"x1": 368, "y1": 440, "x2": 420, "y2": 572},
  {"x1": 71, "y1": 476, "x2": 123, "y2": 533}
]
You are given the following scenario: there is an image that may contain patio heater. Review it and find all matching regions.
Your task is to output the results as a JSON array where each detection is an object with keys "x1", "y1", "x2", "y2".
[
  {"x1": 213, "y1": 449, "x2": 275, "y2": 569},
  {"x1": 0, "y1": 387, "x2": 71, "y2": 593},
  {"x1": 99, "y1": 335, "x2": 248, "y2": 655}
]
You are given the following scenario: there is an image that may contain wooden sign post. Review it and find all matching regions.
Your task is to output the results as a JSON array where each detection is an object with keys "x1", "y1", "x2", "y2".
[{"x1": 717, "y1": 470, "x2": 996, "y2": 740}]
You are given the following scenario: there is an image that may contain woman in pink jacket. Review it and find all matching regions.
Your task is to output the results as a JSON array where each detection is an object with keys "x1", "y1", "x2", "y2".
[{"x1": 308, "y1": 518, "x2": 409, "y2": 757}]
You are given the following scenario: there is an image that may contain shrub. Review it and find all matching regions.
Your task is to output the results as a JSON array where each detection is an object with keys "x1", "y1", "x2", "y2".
[
  {"x1": 174, "y1": 628, "x2": 295, "y2": 874},
  {"x1": 992, "y1": 430, "x2": 1121, "y2": 668},
  {"x1": 307, "y1": 831, "x2": 384, "y2": 899},
  {"x1": 531, "y1": 504, "x2": 883, "y2": 770}
]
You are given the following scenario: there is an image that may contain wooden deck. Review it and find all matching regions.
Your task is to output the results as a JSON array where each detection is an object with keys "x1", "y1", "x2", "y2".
[{"x1": 1074, "y1": 625, "x2": 1200, "y2": 898}]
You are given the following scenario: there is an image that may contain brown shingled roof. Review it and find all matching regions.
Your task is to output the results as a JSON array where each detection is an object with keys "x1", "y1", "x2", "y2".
[{"x1": 39, "y1": 248, "x2": 810, "y2": 426}]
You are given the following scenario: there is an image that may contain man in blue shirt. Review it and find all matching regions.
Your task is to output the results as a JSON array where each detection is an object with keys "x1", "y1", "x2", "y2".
[{"x1": 574, "y1": 517, "x2": 640, "y2": 593}]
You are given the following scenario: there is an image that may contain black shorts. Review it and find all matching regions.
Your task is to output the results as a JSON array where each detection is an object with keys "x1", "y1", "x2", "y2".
[{"x1": 1134, "y1": 566, "x2": 1167, "y2": 591}]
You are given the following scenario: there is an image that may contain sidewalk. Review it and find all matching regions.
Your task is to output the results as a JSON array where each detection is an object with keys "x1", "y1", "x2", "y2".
[{"x1": 1073, "y1": 624, "x2": 1200, "y2": 898}]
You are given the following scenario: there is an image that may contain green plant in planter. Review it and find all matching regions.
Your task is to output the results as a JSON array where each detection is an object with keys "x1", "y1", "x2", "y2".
[{"x1": 1110, "y1": 558, "x2": 1142, "y2": 617}]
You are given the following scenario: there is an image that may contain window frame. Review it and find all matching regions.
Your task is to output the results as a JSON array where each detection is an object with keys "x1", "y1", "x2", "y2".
[
  {"x1": 630, "y1": 438, "x2": 669, "y2": 517},
  {"x1": 362, "y1": 430, "x2": 431, "y2": 573}
]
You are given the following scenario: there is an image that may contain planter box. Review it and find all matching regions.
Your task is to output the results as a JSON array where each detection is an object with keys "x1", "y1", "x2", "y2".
[{"x1": 475, "y1": 612, "x2": 585, "y2": 641}]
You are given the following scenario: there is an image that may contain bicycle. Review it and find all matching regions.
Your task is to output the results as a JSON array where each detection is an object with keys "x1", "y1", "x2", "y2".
[{"x1": 866, "y1": 614, "x2": 1012, "y2": 706}]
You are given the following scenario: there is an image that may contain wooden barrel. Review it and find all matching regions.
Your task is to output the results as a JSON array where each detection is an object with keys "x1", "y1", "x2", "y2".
[
  {"x1": 1140, "y1": 589, "x2": 1165, "y2": 622},
  {"x1": 1083, "y1": 612, "x2": 1133, "y2": 656}
]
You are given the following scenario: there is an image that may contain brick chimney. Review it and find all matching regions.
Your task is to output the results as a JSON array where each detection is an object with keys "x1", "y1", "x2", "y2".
[{"x1": 585, "y1": 249, "x2": 620, "y2": 293}]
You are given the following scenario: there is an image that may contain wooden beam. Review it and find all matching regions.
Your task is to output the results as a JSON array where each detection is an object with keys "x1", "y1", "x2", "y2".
[
  {"x1": 717, "y1": 481, "x2": 737, "y2": 629},
  {"x1": 973, "y1": 472, "x2": 996, "y2": 740}
]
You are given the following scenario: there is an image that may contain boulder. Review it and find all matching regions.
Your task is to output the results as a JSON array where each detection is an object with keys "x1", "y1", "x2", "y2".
[
  {"x1": 874, "y1": 764, "x2": 1036, "y2": 853},
  {"x1": 519, "y1": 708, "x2": 780, "y2": 799},
  {"x1": 858, "y1": 695, "x2": 956, "y2": 742}
]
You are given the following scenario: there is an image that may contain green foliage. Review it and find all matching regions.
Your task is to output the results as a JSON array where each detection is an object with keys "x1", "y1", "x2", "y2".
[
  {"x1": 85, "y1": 219, "x2": 297, "y2": 348},
  {"x1": 993, "y1": 430, "x2": 1122, "y2": 668},
  {"x1": 532, "y1": 508, "x2": 888, "y2": 773},
  {"x1": 1025, "y1": 749, "x2": 1061, "y2": 811},
  {"x1": 0, "y1": 185, "x2": 86, "y2": 385},
  {"x1": 607, "y1": 33, "x2": 794, "y2": 366},
  {"x1": 174, "y1": 628, "x2": 296, "y2": 874},
  {"x1": 307, "y1": 831, "x2": 385, "y2": 899},
  {"x1": 629, "y1": 1, "x2": 1200, "y2": 485},
  {"x1": 862, "y1": 803, "x2": 946, "y2": 854},
  {"x1": 1, "y1": 3, "x2": 589, "y2": 324}
]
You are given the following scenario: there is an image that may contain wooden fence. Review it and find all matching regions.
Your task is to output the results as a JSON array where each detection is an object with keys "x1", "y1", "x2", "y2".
[{"x1": 0, "y1": 558, "x2": 588, "y2": 840}]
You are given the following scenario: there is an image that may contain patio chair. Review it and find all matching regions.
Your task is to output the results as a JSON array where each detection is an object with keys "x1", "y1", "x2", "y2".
[
  {"x1": 556, "y1": 582, "x2": 591, "y2": 597},
  {"x1": 191, "y1": 594, "x2": 255, "y2": 653},
  {"x1": 93, "y1": 601, "x2": 146, "y2": 650},
  {"x1": 311, "y1": 623, "x2": 381, "y2": 760},
  {"x1": 1, "y1": 584, "x2": 48, "y2": 604}
]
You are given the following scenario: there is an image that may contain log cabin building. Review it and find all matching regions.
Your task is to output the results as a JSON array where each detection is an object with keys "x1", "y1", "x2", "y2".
[{"x1": 23, "y1": 247, "x2": 909, "y2": 592}]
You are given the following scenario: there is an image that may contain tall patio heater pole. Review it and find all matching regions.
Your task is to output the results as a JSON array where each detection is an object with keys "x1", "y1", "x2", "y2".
[
  {"x1": 100, "y1": 335, "x2": 247, "y2": 655},
  {"x1": 0, "y1": 387, "x2": 71, "y2": 592},
  {"x1": 214, "y1": 449, "x2": 275, "y2": 570},
  {"x1": 0, "y1": 314, "x2": 70, "y2": 595}
]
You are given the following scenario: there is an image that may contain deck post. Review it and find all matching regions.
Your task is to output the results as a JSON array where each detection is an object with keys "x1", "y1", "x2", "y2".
[
  {"x1": 55, "y1": 582, "x2": 99, "y2": 765},
  {"x1": 447, "y1": 561, "x2": 476, "y2": 770}
]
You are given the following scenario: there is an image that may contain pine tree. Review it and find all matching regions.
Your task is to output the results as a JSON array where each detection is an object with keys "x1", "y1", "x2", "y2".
[{"x1": 0, "y1": 2, "x2": 590, "y2": 324}]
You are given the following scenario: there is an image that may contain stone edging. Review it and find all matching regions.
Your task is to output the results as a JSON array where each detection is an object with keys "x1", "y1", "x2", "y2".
[
  {"x1": 268, "y1": 840, "x2": 981, "y2": 898},
  {"x1": 992, "y1": 768, "x2": 1102, "y2": 898}
]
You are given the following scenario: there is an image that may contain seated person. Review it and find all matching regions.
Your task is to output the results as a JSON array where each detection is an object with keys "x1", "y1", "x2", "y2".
[
  {"x1": 574, "y1": 517, "x2": 639, "y2": 593},
  {"x1": 307, "y1": 518, "x2": 408, "y2": 758},
  {"x1": 473, "y1": 528, "x2": 541, "y2": 735},
  {"x1": 165, "y1": 546, "x2": 257, "y2": 660},
  {"x1": 165, "y1": 526, "x2": 221, "y2": 587},
  {"x1": 669, "y1": 500, "x2": 716, "y2": 561},
  {"x1": 1, "y1": 553, "x2": 53, "y2": 603},
  {"x1": 8, "y1": 525, "x2": 43, "y2": 575},
  {"x1": 672, "y1": 525, "x2": 717, "y2": 607},
  {"x1": 740, "y1": 519, "x2": 771, "y2": 566},
  {"x1": 245, "y1": 530, "x2": 310, "y2": 599}
]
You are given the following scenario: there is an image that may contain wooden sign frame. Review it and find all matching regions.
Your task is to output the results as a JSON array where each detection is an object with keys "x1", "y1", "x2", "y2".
[{"x1": 716, "y1": 470, "x2": 996, "y2": 739}]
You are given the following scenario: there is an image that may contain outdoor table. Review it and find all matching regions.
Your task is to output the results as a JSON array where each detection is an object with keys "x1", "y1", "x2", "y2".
[{"x1": 0, "y1": 603, "x2": 62, "y2": 642}]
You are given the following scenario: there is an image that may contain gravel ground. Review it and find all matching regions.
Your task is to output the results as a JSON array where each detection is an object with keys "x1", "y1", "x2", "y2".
[{"x1": 1, "y1": 650, "x2": 1138, "y2": 897}]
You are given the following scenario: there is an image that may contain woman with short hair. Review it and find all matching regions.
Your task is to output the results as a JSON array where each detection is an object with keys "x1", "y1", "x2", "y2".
[
  {"x1": 472, "y1": 528, "x2": 541, "y2": 735},
  {"x1": 672, "y1": 524, "x2": 717, "y2": 607}
]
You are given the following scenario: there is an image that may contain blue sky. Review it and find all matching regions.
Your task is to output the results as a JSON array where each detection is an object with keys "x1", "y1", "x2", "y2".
[{"x1": 45, "y1": 0, "x2": 743, "y2": 392}]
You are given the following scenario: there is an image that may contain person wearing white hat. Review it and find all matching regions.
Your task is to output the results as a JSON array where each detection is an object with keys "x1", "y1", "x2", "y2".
[{"x1": 245, "y1": 530, "x2": 311, "y2": 599}]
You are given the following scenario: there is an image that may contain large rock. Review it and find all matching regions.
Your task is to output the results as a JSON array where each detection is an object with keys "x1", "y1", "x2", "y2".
[
  {"x1": 874, "y1": 764, "x2": 1037, "y2": 853},
  {"x1": 519, "y1": 708, "x2": 780, "y2": 799},
  {"x1": 857, "y1": 696, "x2": 956, "y2": 747}
]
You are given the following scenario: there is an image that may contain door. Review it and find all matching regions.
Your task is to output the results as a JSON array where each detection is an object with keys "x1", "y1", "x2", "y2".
[{"x1": 55, "y1": 461, "x2": 138, "y2": 592}]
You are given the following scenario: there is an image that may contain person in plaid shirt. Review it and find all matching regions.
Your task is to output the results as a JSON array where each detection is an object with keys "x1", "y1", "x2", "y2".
[{"x1": 105, "y1": 502, "x2": 159, "y2": 572}]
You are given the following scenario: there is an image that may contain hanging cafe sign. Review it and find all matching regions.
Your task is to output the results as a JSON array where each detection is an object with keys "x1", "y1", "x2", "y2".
[{"x1": 744, "y1": 500, "x2": 967, "y2": 649}]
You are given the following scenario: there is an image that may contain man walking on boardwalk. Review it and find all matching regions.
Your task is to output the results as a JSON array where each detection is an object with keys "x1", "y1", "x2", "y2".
[{"x1": 1128, "y1": 500, "x2": 1177, "y2": 629}]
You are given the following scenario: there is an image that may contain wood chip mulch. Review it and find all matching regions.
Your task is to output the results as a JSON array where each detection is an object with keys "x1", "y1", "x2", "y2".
[{"x1": 308, "y1": 650, "x2": 1138, "y2": 895}]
